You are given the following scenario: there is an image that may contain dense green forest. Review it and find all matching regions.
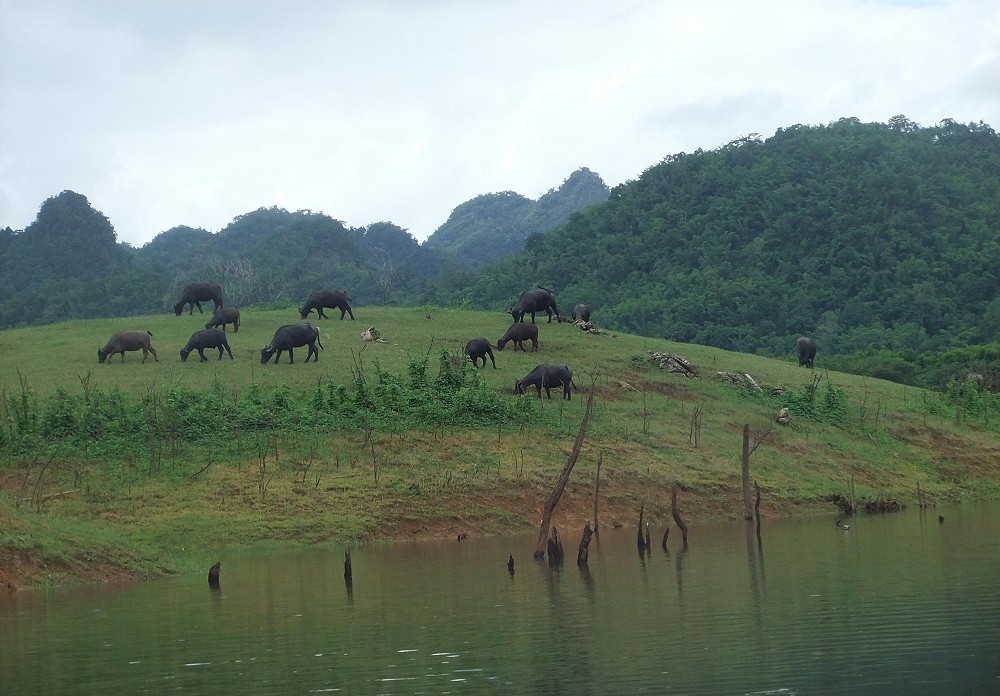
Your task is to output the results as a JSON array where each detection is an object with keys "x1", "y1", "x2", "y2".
[
  {"x1": 425, "y1": 117, "x2": 1000, "y2": 387},
  {"x1": 1, "y1": 117, "x2": 999, "y2": 390}
]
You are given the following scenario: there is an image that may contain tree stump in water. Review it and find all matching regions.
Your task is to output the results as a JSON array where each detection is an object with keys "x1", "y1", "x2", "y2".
[{"x1": 208, "y1": 561, "x2": 221, "y2": 588}]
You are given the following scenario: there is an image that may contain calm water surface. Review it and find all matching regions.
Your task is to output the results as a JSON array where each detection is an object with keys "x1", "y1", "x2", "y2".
[{"x1": 2, "y1": 506, "x2": 999, "y2": 695}]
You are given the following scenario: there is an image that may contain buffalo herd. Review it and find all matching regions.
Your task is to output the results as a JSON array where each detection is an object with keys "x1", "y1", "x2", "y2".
[{"x1": 100, "y1": 283, "x2": 818, "y2": 393}]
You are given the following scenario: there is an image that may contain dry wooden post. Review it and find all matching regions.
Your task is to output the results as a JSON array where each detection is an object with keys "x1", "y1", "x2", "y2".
[
  {"x1": 592, "y1": 452, "x2": 602, "y2": 535},
  {"x1": 742, "y1": 424, "x2": 753, "y2": 520},
  {"x1": 533, "y1": 394, "x2": 595, "y2": 559},
  {"x1": 672, "y1": 483, "x2": 689, "y2": 548},
  {"x1": 507, "y1": 554, "x2": 515, "y2": 575},
  {"x1": 577, "y1": 521, "x2": 594, "y2": 566}
]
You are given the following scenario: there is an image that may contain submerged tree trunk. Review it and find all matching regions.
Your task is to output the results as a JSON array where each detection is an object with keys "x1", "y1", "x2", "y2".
[{"x1": 534, "y1": 394, "x2": 595, "y2": 559}]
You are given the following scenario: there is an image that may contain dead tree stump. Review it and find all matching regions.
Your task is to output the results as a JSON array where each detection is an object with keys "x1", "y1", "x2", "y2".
[
  {"x1": 208, "y1": 561, "x2": 221, "y2": 588},
  {"x1": 534, "y1": 394, "x2": 594, "y2": 559}
]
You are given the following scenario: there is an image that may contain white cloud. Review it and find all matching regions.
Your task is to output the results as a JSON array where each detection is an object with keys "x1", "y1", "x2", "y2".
[{"x1": 1, "y1": 0, "x2": 998, "y2": 245}]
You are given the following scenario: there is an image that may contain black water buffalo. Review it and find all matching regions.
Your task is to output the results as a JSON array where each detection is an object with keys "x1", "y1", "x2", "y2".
[
  {"x1": 515, "y1": 364, "x2": 575, "y2": 399},
  {"x1": 260, "y1": 324, "x2": 324, "y2": 364},
  {"x1": 570, "y1": 304, "x2": 591, "y2": 323},
  {"x1": 497, "y1": 323, "x2": 538, "y2": 352},
  {"x1": 300, "y1": 289, "x2": 354, "y2": 320},
  {"x1": 180, "y1": 329, "x2": 234, "y2": 362},
  {"x1": 511, "y1": 286, "x2": 560, "y2": 323},
  {"x1": 173, "y1": 282, "x2": 223, "y2": 315},
  {"x1": 98, "y1": 330, "x2": 158, "y2": 364},
  {"x1": 464, "y1": 338, "x2": 497, "y2": 368},
  {"x1": 796, "y1": 336, "x2": 817, "y2": 368},
  {"x1": 205, "y1": 307, "x2": 240, "y2": 333}
]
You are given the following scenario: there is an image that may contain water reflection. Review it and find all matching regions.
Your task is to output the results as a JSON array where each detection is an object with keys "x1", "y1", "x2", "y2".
[{"x1": 2, "y1": 505, "x2": 1000, "y2": 695}]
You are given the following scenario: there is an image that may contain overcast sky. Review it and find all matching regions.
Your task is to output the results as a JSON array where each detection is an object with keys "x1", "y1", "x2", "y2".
[{"x1": 2, "y1": 1, "x2": 998, "y2": 246}]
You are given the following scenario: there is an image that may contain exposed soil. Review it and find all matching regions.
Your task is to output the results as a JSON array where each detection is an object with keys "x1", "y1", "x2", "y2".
[{"x1": 2, "y1": 420, "x2": 997, "y2": 592}]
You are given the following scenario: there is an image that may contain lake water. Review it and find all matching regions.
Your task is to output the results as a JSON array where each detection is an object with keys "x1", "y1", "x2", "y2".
[{"x1": 2, "y1": 506, "x2": 999, "y2": 695}]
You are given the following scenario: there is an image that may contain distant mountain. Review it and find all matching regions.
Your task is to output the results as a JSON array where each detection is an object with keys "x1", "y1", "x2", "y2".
[{"x1": 423, "y1": 168, "x2": 610, "y2": 268}]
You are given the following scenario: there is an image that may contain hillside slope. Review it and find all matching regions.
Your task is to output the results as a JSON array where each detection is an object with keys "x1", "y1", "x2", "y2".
[{"x1": 1, "y1": 306, "x2": 998, "y2": 589}]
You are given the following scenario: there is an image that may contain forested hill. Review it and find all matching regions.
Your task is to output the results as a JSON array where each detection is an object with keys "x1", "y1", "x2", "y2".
[
  {"x1": 0, "y1": 168, "x2": 606, "y2": 328},
  {"x1": 423, "y1": 167, "x2": 610, "y2": 268},
  {"x1": 429, "y1": 117, "x2": 1000, "y2": 360}
]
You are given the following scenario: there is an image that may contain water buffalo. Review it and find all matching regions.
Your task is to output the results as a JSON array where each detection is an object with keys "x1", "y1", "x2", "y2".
[
  {"x1": 515, "y1": 364, "x2": 575, "y2": 399},
  {"x1": 497, "y1": 323, "x2": 538, "y2": 352},
  {"x1": 180, "y1": 329, "x2": 234, "y2": 362},
  {"x1": 173, "y1": 282, "x2": 223, "y2": 315},
  {"x1": 571, "y1": 304, "x2": 591, "y2": 323},
  {"x1": 205, "y1": 307, "x2": 240, "y2": 333},
  {"x1": 300, "y1": 289, "x2": 354, "y2": 320},
  {"x1": 511, "y1": 286, "x2": 560, "y2": 324},
  {"x1": 464, "y1": 338, "x2": 497, "y2": 368},
  {"x1": 98, "y1": 330, "x2": 158, "y2": 364},
  {"x1": 260, "y1": 324, "x2": 324, "y2": 364},
  {"x1": 796, "y1": 336, "x2": 817, "y2": 368}
]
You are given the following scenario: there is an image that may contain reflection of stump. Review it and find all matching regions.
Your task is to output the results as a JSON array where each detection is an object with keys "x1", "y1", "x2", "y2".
[
  {"x1": 637, "y1": 502, "x2": 647, "y2": 553},
  {"x1": 577, "y1": 522, "x2": 594, "y2": 566},
  {"x1": 547, "y1": 526, "x2": 564, "y2": 565},
  {"x1": 672, "y1": 484, "x2": 689, "y2": 548},
  {"x1": 208, "y1": 561, "x2": 221, "y2": 588},
  {"x1": 661, "y1": 527, "x2": 670, "y2": 551}
]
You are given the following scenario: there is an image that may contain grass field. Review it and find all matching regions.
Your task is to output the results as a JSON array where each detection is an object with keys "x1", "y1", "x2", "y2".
[{"x1": 2, "y1": 303, "x2": 999, "y2": 590}]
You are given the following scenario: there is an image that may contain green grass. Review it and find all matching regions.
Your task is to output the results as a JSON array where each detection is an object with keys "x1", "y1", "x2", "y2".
[{"x1": 1, "y1": 303, "x2": 999, "y2": 589}]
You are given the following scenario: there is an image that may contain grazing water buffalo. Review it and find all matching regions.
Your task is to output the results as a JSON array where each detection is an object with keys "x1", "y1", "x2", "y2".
[
  {"x1": 98, "y1": 330, "x2": 158, "y2": 364},
  {"x1": 511, "y1": 286, "x2": 560, "y2": 324},
  {"x1": 205, "y1": 307, "x2": 240, "y2": 333},
  {"x1": 260, "y1": 324, "x2": 324, "y2": 364},
  {"x1": 173, "y1": 282, "x2": 223, "y2": 315},
  {"x1": 464, "y1": 338, "x2": 497, "y2": 368},
  {"x1": 570, "y1": 304, "x2": 591, "y2": 322},
  {"x1": 515, "y1": 364, "x2": 575, "y2": 399},
  {"x1": 497, "y1": 322, "x2": 539, "y2": 352},
  {"x1": 796, "y1": 336, "x2": 817, "y2": 368},
  {"x1": 180, "y1": 329, "x2": 234, "y2": 362},
  {"x1": 300, "y1": 289, "x2": 354, "y2": 320}
]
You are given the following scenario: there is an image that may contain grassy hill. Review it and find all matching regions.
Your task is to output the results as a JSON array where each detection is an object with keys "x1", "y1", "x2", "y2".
[{"x1": 1, "y1": 305, "x2": 998, "y2": 590}]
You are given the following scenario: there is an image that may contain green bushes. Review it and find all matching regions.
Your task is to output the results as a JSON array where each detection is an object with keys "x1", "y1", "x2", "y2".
[{"x1": 0, "y1": 352, "x2": 544, "y2": 460}]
